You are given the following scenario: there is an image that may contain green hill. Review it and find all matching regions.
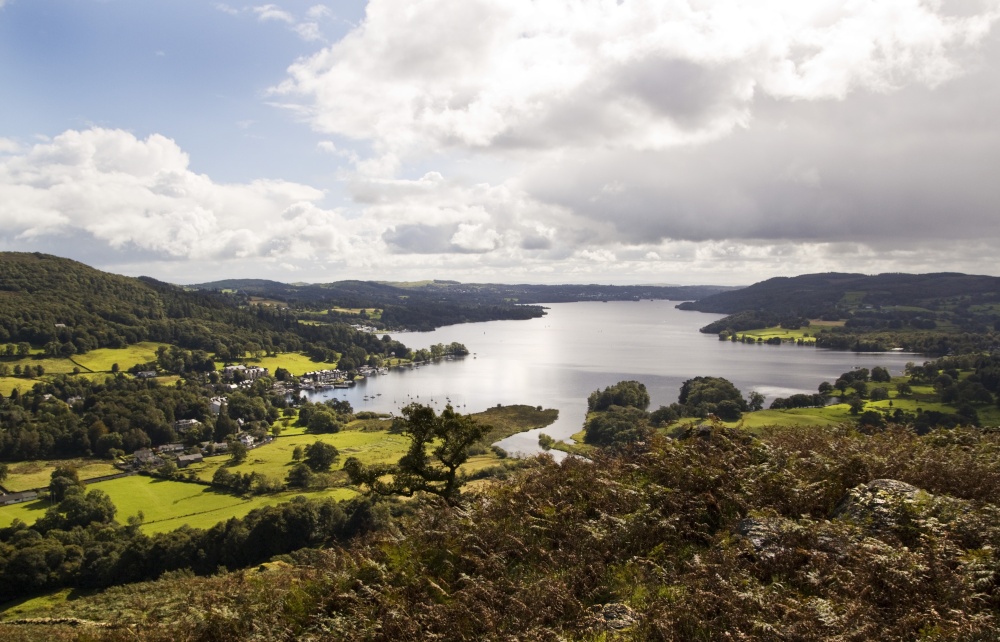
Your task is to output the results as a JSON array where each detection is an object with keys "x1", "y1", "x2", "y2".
[
  {"x1": 678, "y1": 271, "x2": 1000, "y2": 316},
  {"x1": 677, "y1": 272, "x2": 1000, "y2": 352},
  {"x1": 0, "y1": 252, "x2": 294, "y2": 355},
  {"x1": 190, "y1": 278, "x2": 735, "y2": 331}
]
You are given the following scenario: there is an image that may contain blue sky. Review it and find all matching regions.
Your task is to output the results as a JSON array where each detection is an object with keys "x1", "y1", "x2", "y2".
[{"x1": 2, "y1": 0, "x2": 1000, "y2": 285}]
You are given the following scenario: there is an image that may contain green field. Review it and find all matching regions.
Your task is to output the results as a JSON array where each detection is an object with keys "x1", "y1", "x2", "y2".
[
  {"x1": 0, "y1": 342, "x2": 169, "y2": 393},
  {"x1": 250, "y1": 352, "x2": 340, "y2": 375},
  {"x1": 0, "y1": 404, "x2": 553, "y2": 534},
  {"x1": 3, "y1": 355, "x2": 79, "y2": 375},
  {"x1": 0, "y1": 475, "x2": 357, "y2": 534},
  {"x1": 470, "y1": 405, "x2": 559, "y2": 445},
  {"x1": 187, "y1": 428, "x2": 412, "y2": 486},
  {"x1": 729, "y1": 405, "x2": 852, "y2": 429},
  {"x1": 2, "y1": 459, "x2": 121, "y2": 492},
  {"x1": 736, "y1": 320, "x2": 846, "y2": 343},
  {"x1": 0, "y1": 376, "x2": 34, "y2": 396},
  {"x1": 70, "y1": 342, "x2": 168, "y2": 372}
]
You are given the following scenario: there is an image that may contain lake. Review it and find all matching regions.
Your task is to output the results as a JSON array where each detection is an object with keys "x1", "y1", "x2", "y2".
[{"x1": 304, "y1": 301, "x2": 918, "y2": 458}]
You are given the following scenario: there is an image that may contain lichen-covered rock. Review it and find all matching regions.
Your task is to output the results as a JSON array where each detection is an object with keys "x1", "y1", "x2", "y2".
[
  {"x1": 734, "y1": 515, "x2": 799, "y2": 558},
  {"x1": 831, "y1": 478, "x2": 967, "y2": 541},
  {"x1": 591, "y1": 602, "x2": 638, "y2": 630}
]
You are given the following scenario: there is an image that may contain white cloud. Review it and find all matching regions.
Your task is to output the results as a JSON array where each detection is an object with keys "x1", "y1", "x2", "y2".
[
  {"x1": 253, "y1": 4, "x2": 295, "y2": 24},
  {"x1": 273, "y1": 0, "x2": 1000, "y2": 156},
  {"x1": 294, "y1": 22, "x2": 323, "y2": 42},
  {"x1": 0, "y1": 129, "x2": 361, "y2": 263},
  {"x1": 306, "y1": 5, "x2": 334, "y2": 20}
]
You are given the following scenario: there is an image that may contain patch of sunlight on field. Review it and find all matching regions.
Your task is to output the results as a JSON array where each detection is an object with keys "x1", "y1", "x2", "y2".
[
  {"x1": 6, "y1": 356, "x2": 78, "y2": 374},
  {"x1": 253, "y1": 352, "x2": 340, "y2": 374},
  {"x1": 188, "y1": 429, "x2": 412, "y2": 484},
  {"x1": 72, "y1": 342, "x2": 168, "y2": 372},
  {"x1": 732, "y1": 409, "x2": 848, "y2": 430},
  {"x1": 0, "y1": 377, "x2": 32, "y2": 396},
  {"x1": 460, "y1": 454, "x2": 504, "y2": 474},
  {"x1": 137, "y1": 487, "x2": 358, "y2": 534},
  {"x1": 0, "y1": 499, "x2": 50, "y2": 527},
  {"x1": 0, "y1": 475, "x2": 359, "y2": 533},
  {"x1": 737, "y1": 327, "x2": 816, "y2": 342},
  {"x1": 2, "y1": 459, "x2": 121, "y2": 492},
  {"x1": 0, "y1": 587, "x2": 94, "y2": 620}
]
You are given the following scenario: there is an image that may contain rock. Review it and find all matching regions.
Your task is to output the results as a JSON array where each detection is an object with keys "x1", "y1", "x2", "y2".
[
  {"x1": 588, "y1": 602, "x2": 638, "y2": 631},
  {"x1": 831, "y1": 478, "x2": 924, "y2": 531},
  {"x1": 734, "y1": 515, "x2": 799, "y2": 559},
  {"x1": 831, "y1": 478, "x2": 970, "y2": 540}
]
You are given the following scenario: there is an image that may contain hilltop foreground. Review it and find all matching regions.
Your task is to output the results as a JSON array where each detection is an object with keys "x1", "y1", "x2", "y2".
[{"x1": 3, "y1": 422, "x2": 1000, "y2": 641}]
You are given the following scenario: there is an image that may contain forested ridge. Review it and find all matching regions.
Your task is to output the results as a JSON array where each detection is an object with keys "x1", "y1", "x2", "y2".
[
  {"x1": 191, "y1": 277, "x2": 734, "y2": 331},
  {"x1": 678, "y1": 271, "x2": 1000, "y2": 353},
  {"x1": 0, "y1": 252, "x2": 297, "y2": 355},
  {"x1": 678, "y1": 272, "x2": 1000, "y2": 316}
]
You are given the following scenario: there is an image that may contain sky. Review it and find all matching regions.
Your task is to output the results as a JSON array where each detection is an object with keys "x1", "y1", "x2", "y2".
[{"x1": 1, "y1": 0, "x2": 999, "y2": 286}]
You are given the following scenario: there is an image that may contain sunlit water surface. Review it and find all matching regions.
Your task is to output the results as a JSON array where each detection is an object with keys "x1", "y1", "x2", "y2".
[{"x1": 304, "y1": 301, "x2": 917, "y2": 459}]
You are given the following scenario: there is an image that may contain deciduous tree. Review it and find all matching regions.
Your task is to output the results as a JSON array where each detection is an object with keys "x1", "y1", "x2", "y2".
[{"x1": 345, "y1": 403, "x2": 487, "y2": 505}]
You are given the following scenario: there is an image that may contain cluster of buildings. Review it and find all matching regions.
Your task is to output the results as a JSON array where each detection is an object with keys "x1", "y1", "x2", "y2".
[{"x1": 220, "y1": 365, "x2": 270, "y2": 389}]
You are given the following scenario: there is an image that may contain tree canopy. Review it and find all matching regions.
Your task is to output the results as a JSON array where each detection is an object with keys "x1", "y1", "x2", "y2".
[
  {"x1": 345, "y1": 403, "x2": 488, "y2": 505},
  {"x1": 587, "y1": 380, "x2": 650, "y2": 412}
]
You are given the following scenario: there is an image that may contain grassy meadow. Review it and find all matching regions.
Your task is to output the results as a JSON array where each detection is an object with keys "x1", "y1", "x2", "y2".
[
  {"x1": 70, "y1": 342, "x2": 168, "y2": 372},
  {"x1": 0, "y1": 475, "x2": 357, "y2": 534},
  {"x1": 734, "y1": 319, "x2": 846, "y2": 343},
  {"x1": 0, "y1": 405, "x2": 557, "y2": 534},
  {"x1": 244, "y1": 352, "x2": 339, "y2": 375},
  {"x1": 0, "y1": 342, "x2": 170, "y2": 395},
  {"x1": 2, "y1": 459, "x2": 121, "y2": 492}
]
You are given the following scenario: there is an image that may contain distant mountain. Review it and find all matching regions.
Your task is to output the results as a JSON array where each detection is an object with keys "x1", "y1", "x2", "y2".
[
  {"x1": 677, "y1": 272, "x2": 1000, "y2": 316},
  {"x1": 676, "y1": 271, "x2": 1000, "y2": 353},
  {"x1": 189, "y1": 278, "x2": 735, "y2": 307}
]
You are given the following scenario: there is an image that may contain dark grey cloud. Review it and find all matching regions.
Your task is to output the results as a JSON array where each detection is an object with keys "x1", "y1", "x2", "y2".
[
  {"x1": 382, "y1": 223, "x2": 497, "y2": 254},
  {"x1": 611, "y1": 57, "x2": 743, "y2": 129},
  {"x1": 523, "y1": 31, "x2": 1000, "y2": 249}
]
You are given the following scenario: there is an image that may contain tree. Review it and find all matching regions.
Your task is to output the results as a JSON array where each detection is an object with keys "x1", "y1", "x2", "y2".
[
  {"x1": 869, "y1": 386, "x2": 890, "y2": 402},
  {"x1": 871, "y1": 366, "x2": 892, "y2": 383},
  {"x1": 292, "y1": 445, "x2": 303, "y2": 461},
  {"x1": 214, "y1": 411, "x2": 238, "y2": 441},
  {"x1": 650, "y1": 405, "x2": 678, "y2": 426},
  {"x1": 307, "y1": 409, "x2": 342, "y2": 433},
  {"x1": 345, "y1": 403, "x2": 487, "y2": 505},
  {"x1": 677, "y1": 376, "x2": 747, "y2": 419},
  {"x1": 229, "y1": 440, "x2": 248, "y2": 464},
  {"x1": 587, "y1": 381, "x2": 650, "y2": 412},
  {"x1": 0, "y1": 462, "x2": 7, "y2": 485},
  {"x1": 584, "y1": 406, "x2": 651, "y2": 448},
  {"x1": 304, "y1": 441, "x2": 339, "y2": 472},
  {"x1": 48, "y1": 465, "x2": 84, "y2": 502},
  {"x1": 857, "y1": 410, "x2": 885, "y2": 430},
  {"x1": 286, "y1": 463, "x2": 314, "y2": 488},
  {"x1": 746, "y1": 390, "x2": 766, "y2": 412}
]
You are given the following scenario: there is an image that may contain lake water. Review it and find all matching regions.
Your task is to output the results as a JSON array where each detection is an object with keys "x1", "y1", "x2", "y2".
[{"x1": 304, "y1": 301, "x2": 918, "y2": 458}]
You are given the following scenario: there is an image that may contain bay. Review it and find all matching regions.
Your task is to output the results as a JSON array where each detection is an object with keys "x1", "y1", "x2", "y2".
[{"x1": 303, "y1": 301, "x2": 918, "y2": 458}]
